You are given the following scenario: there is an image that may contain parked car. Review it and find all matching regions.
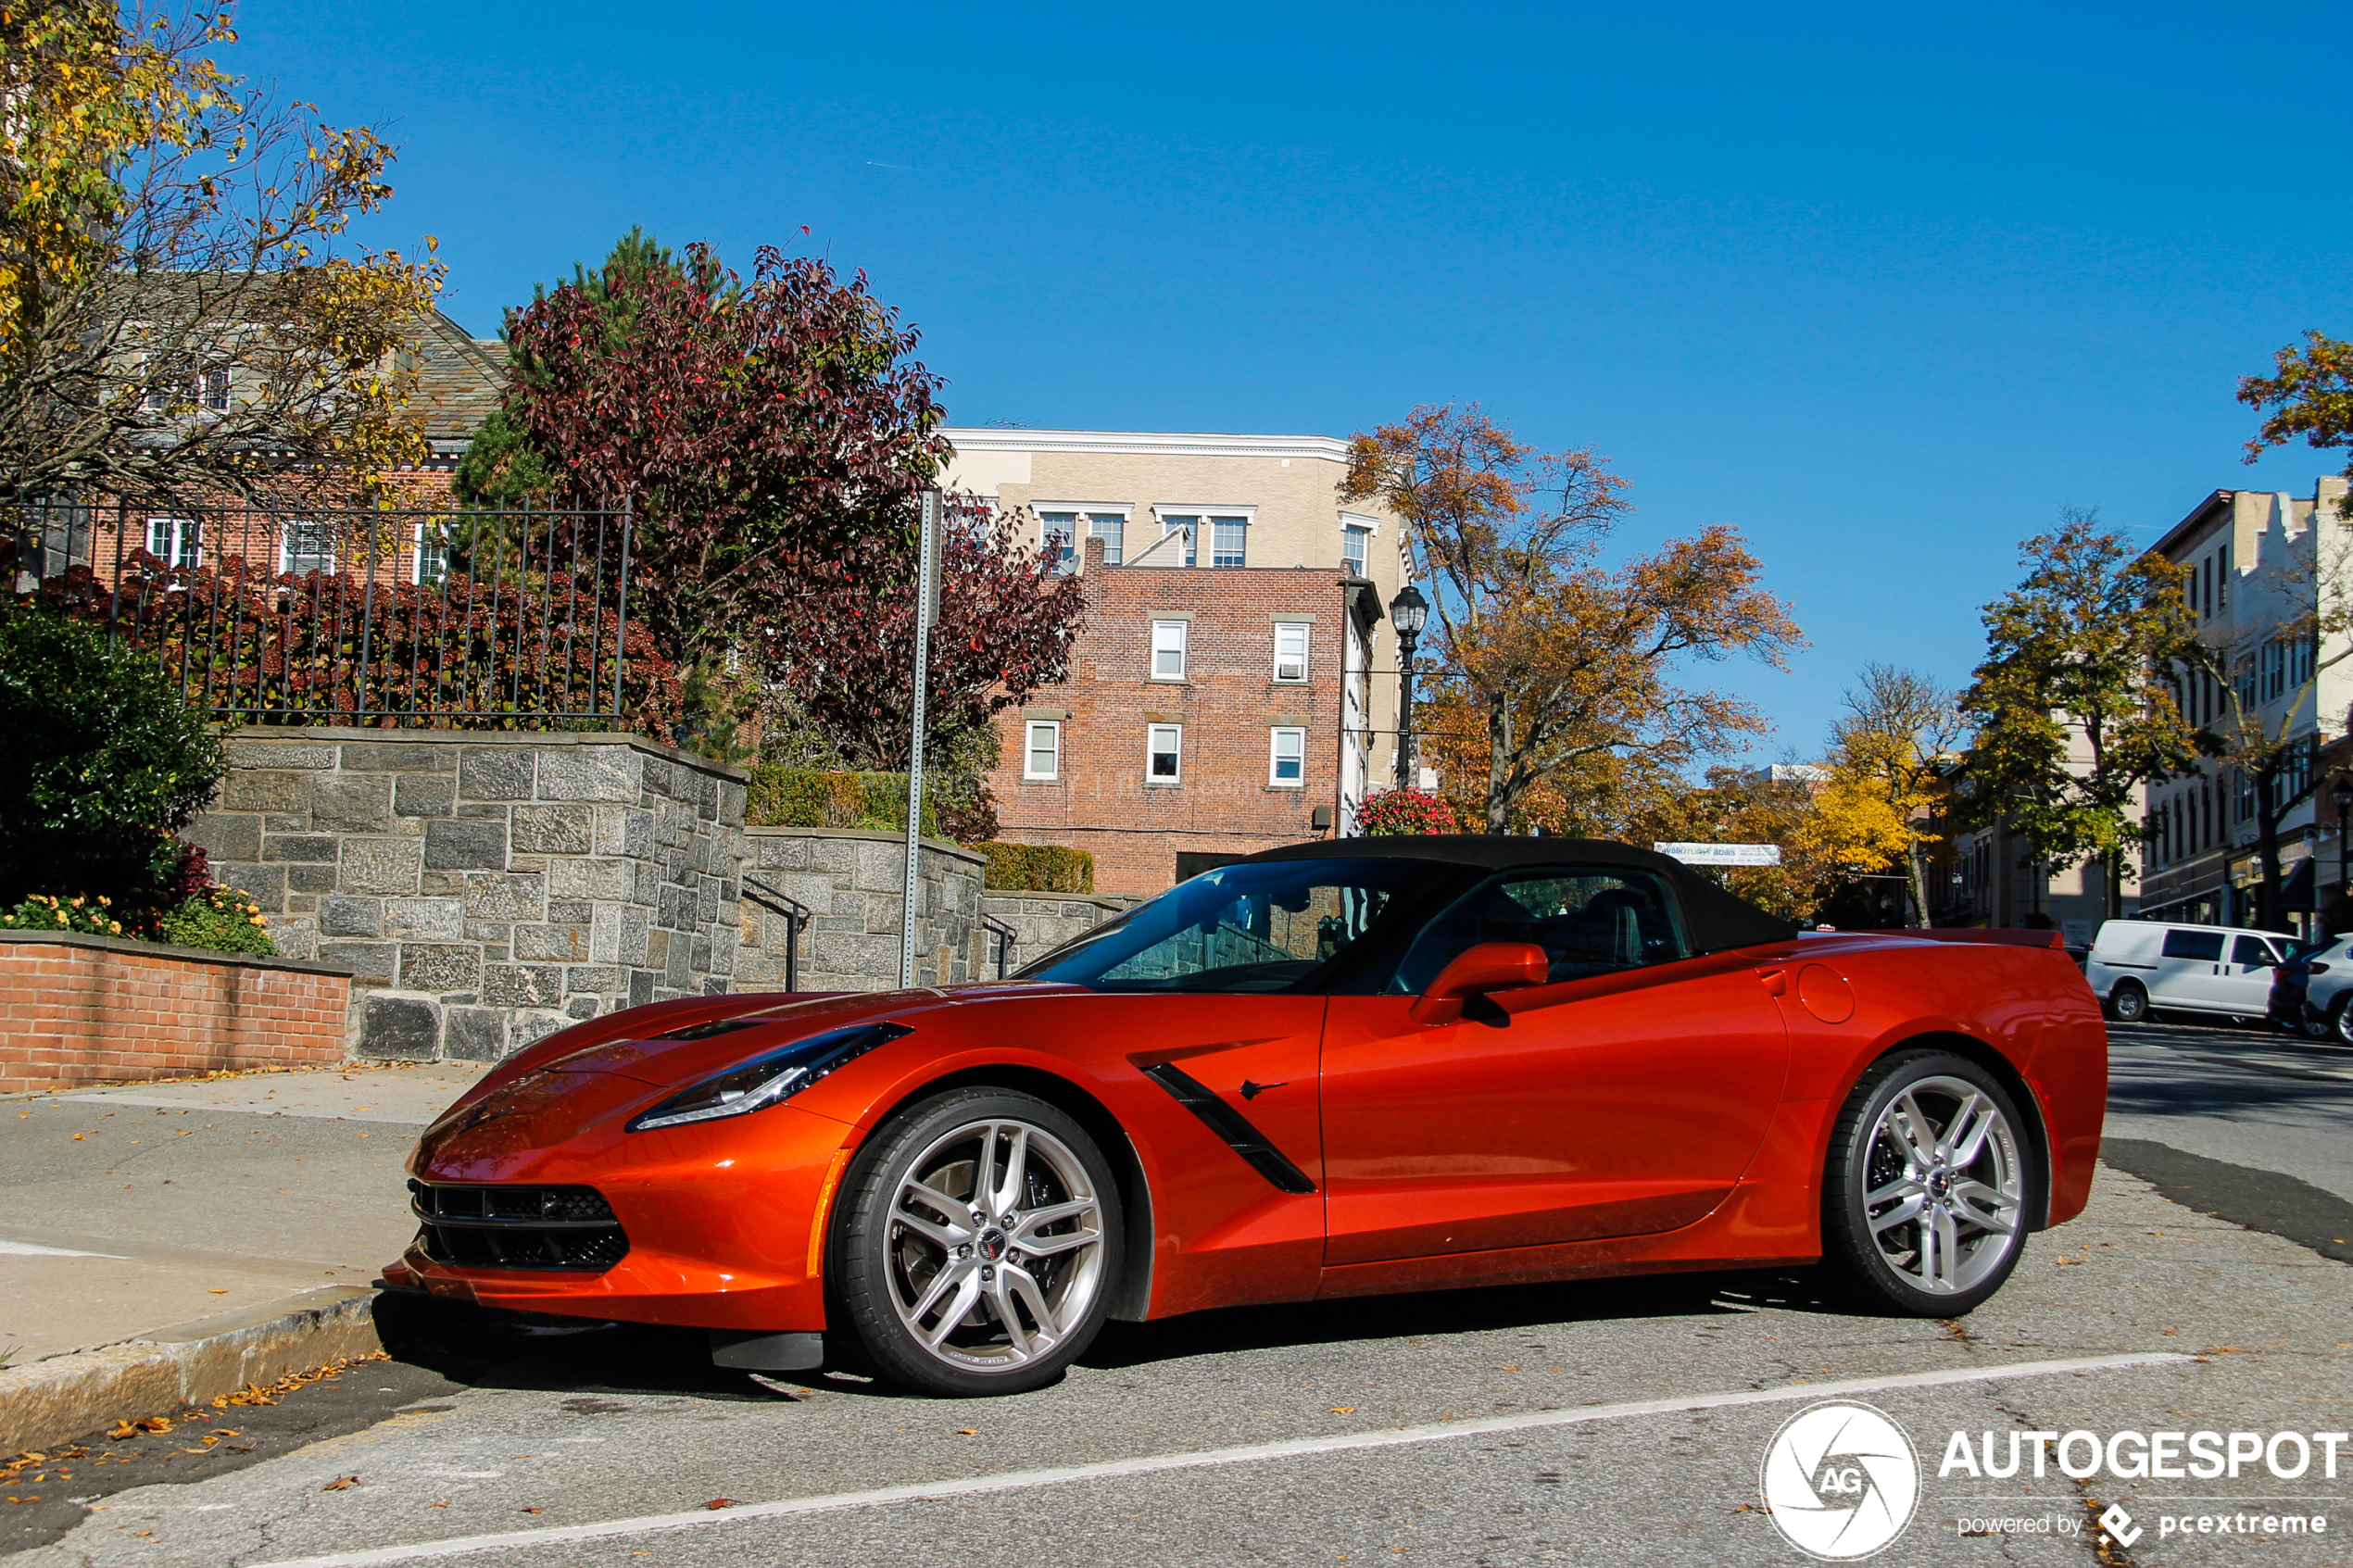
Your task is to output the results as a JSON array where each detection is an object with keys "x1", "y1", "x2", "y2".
[
  {"x1": 390, "y1": 838, "x2": 2108, "y2": 1396},
  {"x1": 2276, "y1": 935, "x2": 2353, "y2": 1041},
  {"x1": 2084, "y1": 919, "x2": 2297, "y2": 1024}
]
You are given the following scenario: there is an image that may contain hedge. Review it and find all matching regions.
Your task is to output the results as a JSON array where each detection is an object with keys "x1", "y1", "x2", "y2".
[
  {"x1": 978, "y1": 842, "x2": 1095, "y2": 894},
  {"x1": 746, "y1": 767, "x2": 939, "y2": 837}
]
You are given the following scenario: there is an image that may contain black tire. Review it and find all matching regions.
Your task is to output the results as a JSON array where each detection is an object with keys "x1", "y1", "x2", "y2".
[
  {"x1": 2332, "y1": 996, "x2": 2353, "y2": 1047},
  {"x1": 2107, "y1": 981, "x2": 2148, "y2": 1022},
  {"x1": 828, "y1": 1087, "x2": 1122, "y2": 1397},
  {"x1": 1820, "y1": 1050, "x2": 2041, "y2": 1317}
]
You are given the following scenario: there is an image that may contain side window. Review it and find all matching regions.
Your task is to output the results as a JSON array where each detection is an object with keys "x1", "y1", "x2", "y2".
[
  {"x1": 2232, "y1": 935, "x2": 2276, "y2": 968},
  {"x1": 2160, "y1": 929, "x2": 2223, "y2": 962},
  {"x1": 1273, "y1": 621, "x2": 1310, "y2": 682},
  {"x1": 1151, "y1": 621, "x2": 1188, "y2": 680},
  {"x1": 1388, "y1": 868, "x2": 1688, "y2": 994}
]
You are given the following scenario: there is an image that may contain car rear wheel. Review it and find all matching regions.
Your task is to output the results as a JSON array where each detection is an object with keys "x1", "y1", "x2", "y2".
[
  {"x1": 2332, "y1": 996, "x2": 2353, "y2": 1047},
  {"x1": 2107, "y1": 981, "x2": 2148, "y2": 1022},
  {"x1": 829, "y1": 1088, "x2": 1120, "y2": 1397},
  {"x1": 1819, "y1": 1051, "x2": 2037, "y2": 1316}
]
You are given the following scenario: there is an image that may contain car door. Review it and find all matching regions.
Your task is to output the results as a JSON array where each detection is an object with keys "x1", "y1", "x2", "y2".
[
  {"x1": 2211, "y1": 933, "x2": 2284, "y2": 1016},
  {"x1": 2148, "y1": 927, "x2": 2226, "y2": 1011},
  {"x1": 1318, "y1": 865, "x2": 1789, "y2": 1267}
]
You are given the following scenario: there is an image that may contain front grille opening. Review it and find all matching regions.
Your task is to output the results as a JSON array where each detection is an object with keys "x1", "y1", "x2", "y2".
[{"x1": 409, "y1": 1181, "x2": 629, "y2": 1273}]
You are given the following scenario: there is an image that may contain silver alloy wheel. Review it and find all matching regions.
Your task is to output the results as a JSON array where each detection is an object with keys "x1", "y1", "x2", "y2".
[
  {"x1": 885, "y1": 1118, "x2": 1106, "y2": 1374},
  {"x1": 1860, "y1": 1075, "x2": 2025, "y2": 1296}
]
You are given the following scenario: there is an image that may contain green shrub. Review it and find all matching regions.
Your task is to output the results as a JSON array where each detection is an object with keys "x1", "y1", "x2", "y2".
[
  {"x1": 978, "y1": 842, "x2": 1095, "y2": 894},
  {"x1": 0, "y1": 612, "x2": 225, "y2": 920},
  {"x1": 746, "y1": 767, "x2": 938, "y2": 837},
  {"x1": 156, "y1": 885, "x2": 276, "y2": 956},
  {"x1": 1, "y1": 894, "x2": 128, "y2": 937}
]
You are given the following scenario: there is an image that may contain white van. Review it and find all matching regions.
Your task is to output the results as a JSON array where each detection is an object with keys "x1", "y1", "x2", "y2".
[{"x1": 2084, "y1": 920, "x2": 2295, "y2": 1023}]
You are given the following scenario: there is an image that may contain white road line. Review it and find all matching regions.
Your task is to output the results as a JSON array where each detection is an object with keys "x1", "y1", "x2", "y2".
[
  {"x1": 246, "y1": 1349, "x2": 2193, "y2": 1568},
  {"x1": 31, "y1": 1093, "x2": 434, "y2": 1125},
  {"x1": 0, "y1": 1238, "x2": 126, "y2": 1258}
]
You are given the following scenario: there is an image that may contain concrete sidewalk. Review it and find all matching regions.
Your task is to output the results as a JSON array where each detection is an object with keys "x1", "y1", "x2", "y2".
[{"x1": 1, "y1": 1061, "x2": 484, "y2": 1451}]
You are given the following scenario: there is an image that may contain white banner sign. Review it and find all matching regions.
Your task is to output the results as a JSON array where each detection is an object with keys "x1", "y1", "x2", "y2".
[{"x1": 1655, "y1": 842, "x2": 1782, "y2": 868}]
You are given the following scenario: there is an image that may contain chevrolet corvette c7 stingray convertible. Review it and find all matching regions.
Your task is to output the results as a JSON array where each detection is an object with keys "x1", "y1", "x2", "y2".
[{"x1": 387, "y1": 837, "x2": 2107, "y2": 1396}]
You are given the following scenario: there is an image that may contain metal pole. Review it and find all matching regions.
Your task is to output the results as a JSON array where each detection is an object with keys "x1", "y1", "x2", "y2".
[
  {"x1": 1394, "y1": 629, "x2": 1418, "y2": 788},
  {"x1": 900, "y1": 491, "x2": 940, "y2": 989}
]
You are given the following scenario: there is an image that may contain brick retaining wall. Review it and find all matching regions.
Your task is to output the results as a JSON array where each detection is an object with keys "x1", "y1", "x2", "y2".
[{"x1": 0, "y1": 934, "x2": 350, "y2": 1096}]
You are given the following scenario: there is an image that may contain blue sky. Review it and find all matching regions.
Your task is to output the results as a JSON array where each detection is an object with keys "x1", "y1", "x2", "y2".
[{"x1": 236, "y1": 0, "x2": 2352, "y2": 760}]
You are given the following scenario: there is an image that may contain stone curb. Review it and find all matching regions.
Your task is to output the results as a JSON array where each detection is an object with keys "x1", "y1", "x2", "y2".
[{"x1": 0, "y1": 1286, "x2": 382, "y2": 1455}]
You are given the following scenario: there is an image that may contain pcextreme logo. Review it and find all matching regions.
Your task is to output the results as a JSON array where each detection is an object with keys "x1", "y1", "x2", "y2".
[{"x1": 1759, "y1": 1401, "x2": 1922, "y2": 1561}]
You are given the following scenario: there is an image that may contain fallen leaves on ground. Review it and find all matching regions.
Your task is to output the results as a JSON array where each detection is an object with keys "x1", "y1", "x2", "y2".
[
  {"x1": 212, "y1": 1350, "x2": 390, "y2": 1408},
  {"x1": 705, "y1": 1498, "x2": 736, "y2": 1510},
  {"x1": 107, "y1": 1418, "x2": 172, "y2": 1439},
  {"x1": 1328, "y1": 1407, "x2": 1356, "y2": 1414},
  {"x1": 953, "y1": 1428, "x2": 977, "y2": 1436},
  {"x1": 321, "y1": 1474, "x2": 359, "y2": 1491}
]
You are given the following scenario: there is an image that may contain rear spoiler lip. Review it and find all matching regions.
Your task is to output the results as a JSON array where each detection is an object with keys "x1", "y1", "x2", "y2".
[{"x1": 1804, "y1": 927, "x2": 2070, "y2": 950}]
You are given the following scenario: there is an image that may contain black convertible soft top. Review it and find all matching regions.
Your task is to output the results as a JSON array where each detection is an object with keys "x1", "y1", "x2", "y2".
[{"x1": 1238, "y1": 835, "x2": 1800, "y2": 957}]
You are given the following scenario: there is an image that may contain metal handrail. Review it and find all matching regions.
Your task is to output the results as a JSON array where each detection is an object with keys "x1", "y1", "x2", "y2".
[
  {"x1": 980, "y1": 912, "x2": 1018, "y2": 980},
  {"x1": 742, "y1": 876, "x2": 813, "y2": 992}
]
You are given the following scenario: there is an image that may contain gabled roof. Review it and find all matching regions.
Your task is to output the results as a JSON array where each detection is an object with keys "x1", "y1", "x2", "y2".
[{"x1": 411, "y1": 311, "x2": 506, "y2": 444}]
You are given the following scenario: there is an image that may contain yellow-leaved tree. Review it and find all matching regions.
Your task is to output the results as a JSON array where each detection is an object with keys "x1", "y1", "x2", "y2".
[
  {"x1": 1794, "y1": 666, "x2": 1966, "y2": 926},
  {"x1": 0, "y1": 0, "x2": 444, "y2": 502}
]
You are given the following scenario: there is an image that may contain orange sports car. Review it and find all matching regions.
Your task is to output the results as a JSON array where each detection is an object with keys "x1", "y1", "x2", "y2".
[{"x1": 387, "y1": 838, "x2": 2107, "y2": 1397}]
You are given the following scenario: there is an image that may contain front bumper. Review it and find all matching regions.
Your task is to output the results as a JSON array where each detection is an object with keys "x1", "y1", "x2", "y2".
[{"x1": 391, "y1": 1098, "x2": 850, "y2": 1334}]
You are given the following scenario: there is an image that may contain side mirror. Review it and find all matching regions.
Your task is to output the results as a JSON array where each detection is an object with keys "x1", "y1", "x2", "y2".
[{"x1": 1409, "y1": 941, "x2": 1550, "y2": 1026}]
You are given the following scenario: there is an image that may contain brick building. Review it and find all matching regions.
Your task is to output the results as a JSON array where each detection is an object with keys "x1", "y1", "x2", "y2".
[{"x1": 939, "y1": 429, "x2": 1413, "y2": 897}]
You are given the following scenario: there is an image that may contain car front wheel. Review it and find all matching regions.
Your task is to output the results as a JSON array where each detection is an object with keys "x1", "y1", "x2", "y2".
[
  {"x1": 829, "y1": 1088, "x2": 1121, "y2": 1397},
  {"x1": 2107, "y1": 981, "x2": 2148, "y2": 1022},
  {"x1": 1819, "y1": 1051, "x2": 2038, "y2": 1316}
]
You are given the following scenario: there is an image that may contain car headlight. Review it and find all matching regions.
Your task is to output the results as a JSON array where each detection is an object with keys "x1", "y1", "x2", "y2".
[{"x1": 625, "y1": 1022, "x2": 912, "y2": 1134}]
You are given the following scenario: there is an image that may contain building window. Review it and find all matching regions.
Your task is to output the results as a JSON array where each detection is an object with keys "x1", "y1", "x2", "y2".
[
  {"x1": 1025, "y1": 721, "x2": 1061, "y2": 781},
  {"x1": 1341, "y1": 524, "x2": 1370, "y2": 574},
  {"x1": 1089, "y1": 512, "x2": 1125, "y2": 564},
  {"x1": 2261, "y1": 639, "x2": 2284, "y2": 702},
  {"x1": 1151, "y1": 620, "x2": 1188, "y2": 681},
  {"x1": 1158, "y1": 516, "x2": 1199, "y2": 568},
  {"x1": 203, "y1": 367, "x2": 231, "y2": 411},
  {"x1": 281, "y1": 519, "x2": 335, "y2": 576},
  {"x1": 1039, "y1": 512, "x2": 1077, "y2": 574},
  {"x1": 1147, "y1": 723, "x2": 1183, "y2": 784},
  {"x1": 1273, "y1": 621, "x2": 1310, "y2": 682},
  {"x1": 1210, "y1": 516, "x2": 1247, "y2": 568},
  {"x1": 2215, "y1": 548, "x2": 2227, "y2": 613},
  {"x1": 2294, "y1": 634, "x2": 2316, "y2": 687},
  {"x1": 1269, "y1": 726, "x2": 1305, "y2": 786},
  {"x1": 143, "y1": 516, "x2": 199, "y2": 569},
  {"x1": 413, "y1": 521, "x2": 448, "y2": 586}
]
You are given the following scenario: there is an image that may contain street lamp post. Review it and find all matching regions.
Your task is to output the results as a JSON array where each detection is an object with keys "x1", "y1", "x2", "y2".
[{"x1": 1390, "y1": 583, "x2": 1428, "y2": 789}]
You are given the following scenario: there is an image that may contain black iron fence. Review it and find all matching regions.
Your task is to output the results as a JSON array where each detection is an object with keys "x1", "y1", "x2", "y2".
[{"x1": 5, "y1": 495, "x2": 673, "y2": 729}]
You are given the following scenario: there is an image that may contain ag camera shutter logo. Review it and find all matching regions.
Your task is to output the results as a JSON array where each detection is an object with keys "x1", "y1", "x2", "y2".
[{"x1": 1759, "y1": 1401, "x2": 1921, "y2": 1560}]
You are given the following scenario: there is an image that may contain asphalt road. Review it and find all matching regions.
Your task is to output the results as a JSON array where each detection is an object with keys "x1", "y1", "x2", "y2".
[{"x1": 11, "y1": 1027, "x2": 2352, "y2": 1568}]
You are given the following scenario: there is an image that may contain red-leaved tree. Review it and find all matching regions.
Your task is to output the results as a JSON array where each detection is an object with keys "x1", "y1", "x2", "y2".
[
  {"x1": 759, "y1": 503, "x2": 1087, "y2": 773},
  {"x1": 497, "y1": 243, "x2": 950, "y2": 670}
]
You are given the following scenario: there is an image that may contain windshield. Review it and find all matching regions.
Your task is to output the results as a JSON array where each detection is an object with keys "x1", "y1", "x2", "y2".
[{"x1": 1014, "y1": 858, "x2": 1436, "y2": 993}]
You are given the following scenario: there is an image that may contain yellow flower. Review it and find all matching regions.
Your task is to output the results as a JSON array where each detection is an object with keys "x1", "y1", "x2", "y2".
[
  {"x1": 107, "y1": 921, "x2": 121, "y2": 935},
  {"x1": 97, "y1": 896, "x2": 111, "y2": 907},
  {"x1": 252, "y1": 915, "x2": 269, "y2": 926},
  {"x1": 69, "y1": 897, "x2": 83, "y2": 908}
]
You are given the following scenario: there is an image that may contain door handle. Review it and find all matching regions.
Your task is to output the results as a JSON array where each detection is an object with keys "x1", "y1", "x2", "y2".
[{"x1": 1239, "y1": 1079, "x2": 1287, "y2": 1100}]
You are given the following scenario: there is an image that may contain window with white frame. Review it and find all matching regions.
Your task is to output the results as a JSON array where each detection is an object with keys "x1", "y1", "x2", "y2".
[
  {"x1": 1147, "y1": 723, "x2": 1183, "y2": 783},
  {"x1": 1209, "y1": 515, "x2": 1247, "y2": 568},
  {"x1": 1151, "y1": 620, "x2": 1188, "y2": 680},
  {"x1": 1025, "y1": 721, "x2": 1062, "y2": 781},
  {"x1": 1039, "y1": 512, "x2": 1078, "y2": 574},
  {"x1": 281, "y1": 519, "x2": 335, "y2": 576},
  {"x1": 413, "y1": 521, "x2": 449, "y2": 586},
  {"x1": 2294, "y1": 633, "x2": 2315, "y2": 686},
  {"x1": 1273, "y1": 621, "x2": 1310, "y2": 682},
  {"x1": 1157, "y1": 515, "x2": 1199, "y2": 568},
  {"x1": 1088, "y1": 512, "x2": 1126, "y2": 563},
  {"x1": 144, "y1": 516, "x2": 200, "y2": 569},
  {"x1": 1268, "y1": 726, "x2": 1305, "y2": 786},
  {"x1": 1341, "y1": 524, "x2": 1370, "y2": 573}
]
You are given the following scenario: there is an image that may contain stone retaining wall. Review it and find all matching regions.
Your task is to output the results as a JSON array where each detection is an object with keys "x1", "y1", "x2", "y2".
[
  {"x1": 976, "y1": 892, "x2": 1136, "y2": 975},
  {"x1": 0, "y1": 934, "x2": 350, "y2": 1095},
  {"x1": 187, "y1": 729, "x2": 748, "y2": 1061},
  {"x1": 735, "y1": 828, "x2": 985, "y2": 992}
]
